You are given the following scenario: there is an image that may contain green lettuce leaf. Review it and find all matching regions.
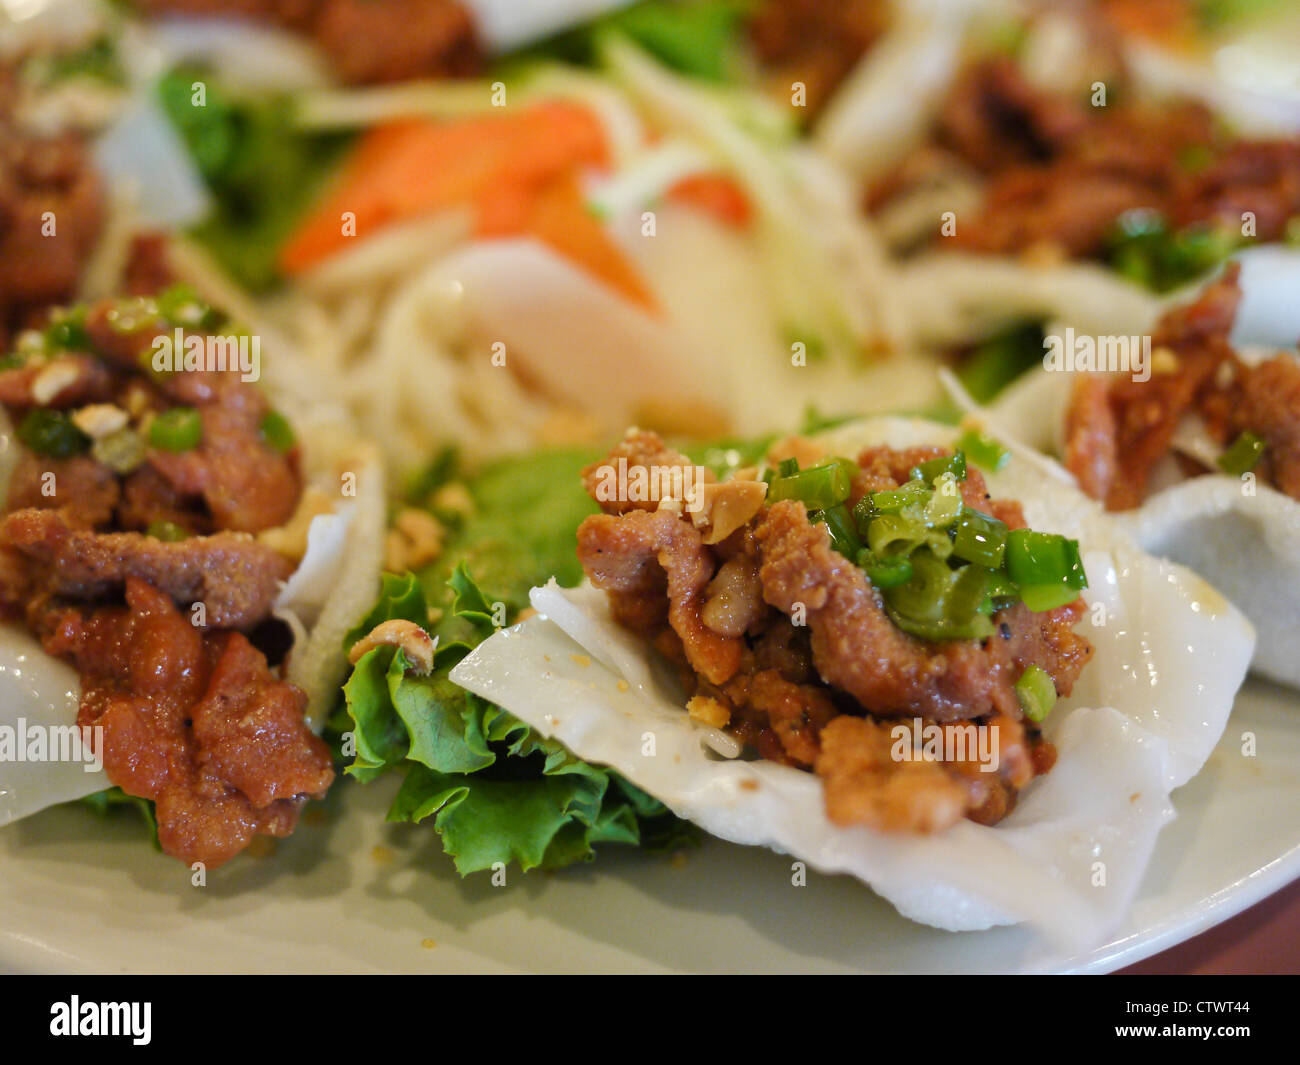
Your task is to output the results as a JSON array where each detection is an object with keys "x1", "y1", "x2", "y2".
[
  {"x1": 79, "y1": 788, "x2": 160, "y2": 849},
  {"x1": 338, "y1": 449, "x2": 690, "y2": 875}
]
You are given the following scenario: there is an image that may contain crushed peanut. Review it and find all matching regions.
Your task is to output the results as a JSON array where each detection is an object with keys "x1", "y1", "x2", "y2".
[
  {"x1": 431, "y1": 482, "x2": 475, "y2": 519},
  {"x1": 386, "y1": 507, "x2": 444, "y2": 571},
  {"x1": 71, "y1": 403, "x2": 129, "y2": 440},
  {"x1": 687, "y1": 694, "x2": 732, "y2": 729},
  {"x1": 1151, "y1": 346, "x2": 1181, "y2": 375},
  {"x1": 690, "y1": 479, "x2": 768, "y2": 544},
  {"x1": 31, "y1": 359, "x2": 81, "y2": 405},
  {"x1": 348, "y1": 619, "x2": 437, "y2": 674},
  {"x1": 257, "y1": 488, "x2": 334, "y2": 562}
]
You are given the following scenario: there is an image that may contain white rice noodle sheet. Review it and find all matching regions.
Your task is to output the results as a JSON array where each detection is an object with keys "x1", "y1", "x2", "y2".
[
  {"x1": 274, "y1": 427, "x2": 387, "y2": 731},
  {"x1": 896, "y1": 253, "x2": 1163, "y2": 350},
  {"x1": 451, "y1": 417, "x2": 1254, "y2": 950}
]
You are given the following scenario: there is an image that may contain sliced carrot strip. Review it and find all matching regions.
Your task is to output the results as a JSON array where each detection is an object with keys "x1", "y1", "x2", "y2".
[
  {"x1": 667, "y1": 173, "x2": 754, "y2": 229},
  {"x1": 279, "y1": 102, "x2": 611, "y2": 275},
  {"x1": 520, "y1": 173, "x2": 657, "y2": 311}
]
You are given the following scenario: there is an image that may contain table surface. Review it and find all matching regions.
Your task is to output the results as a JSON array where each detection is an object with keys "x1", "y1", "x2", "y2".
[{"x1": 1120, "y1": 877, "x2": 1300, "y2": 974}]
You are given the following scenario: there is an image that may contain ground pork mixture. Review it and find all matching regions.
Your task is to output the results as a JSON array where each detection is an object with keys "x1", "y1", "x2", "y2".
[
  {"x1": 0, "y1": 279, "x2": 332, "y2": 866},
  {"x1": 577, "y1": 430, "x2": 1093, "y2": 835},
  {"x1": 1064, "y1": 262, "x2": 1300, "y2": 509}
]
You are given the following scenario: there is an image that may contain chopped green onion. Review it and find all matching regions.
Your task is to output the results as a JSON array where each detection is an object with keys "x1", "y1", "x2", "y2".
[
  {"x1": 852, "y1": 494, "x2": 876, "y2": 538},
  {"x1": 817, "y1": 503, "x2": 862, "y2": 558},
  {"x1": 914, "y1": 451, "x2": 966, "y2": 485},
  {"x1": 768, "y1": 460, "x2": 851, "y2": 511},
  {"x1": 149, "y1": 407, "x2": 203, "y2": 452},
  {"x1": 146, "y1": 520, "x2": 188, "y2": 542},
  {"x1": 866, "y1": 512, "x2": 928, "y2": 558},
  {"x1": 1015, "y1": 664, "x2": 1057, "y2": 723},
  {"x1": 259, "y1": 409, "x2": 296, "y2": 454},
  {"x1": 858, "y1": 551, "x2": 914, "y2": 589},
  {"x1": 1017, "y1": 583, "x2": 1084, "y2": 613},
  {"x1": 777, "y1": 457, "x2": 800, "y2": 478},
  {"x1": 953, "y1": 510, "x2": 1008, "y2": 568},
  {"x1": 924, "y1": 473, "x2": 964, "y2": 528},
  {"x1": 91, "y1": 428, "x2": 145, "y2": 474},
  {"x1": 43, "y1": 308, "x2": 89, "y2": 352},
  {"x1": 1217, "y1": 430, "x2": 1266, "y2": 476},
  {"x1": 1006, "y1": 530, "x2": 1087, "y2": 592},
  {"x1": 105, "y1": 296, "x2": 159, "y2": 335},
  {"x1": 156, "y1": 283, "x2": 220, "y2": 330},
  {"x1": 956, "y1": 427, "x2": 1010, "y2": 472},
  {"x1": 882, "y1": 550, "x2": 994, "y2": 642},
  {"x1": 869, "y1": 479, "x2": 930, "y2": 515},
  {"x1": 17, "y1": 409, "x2": 90, "y2": 458}
]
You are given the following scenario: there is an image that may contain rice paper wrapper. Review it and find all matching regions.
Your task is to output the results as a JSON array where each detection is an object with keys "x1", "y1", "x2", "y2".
[{"x1": 450, "y1": 417, "x2": 1254, "y2": 951}]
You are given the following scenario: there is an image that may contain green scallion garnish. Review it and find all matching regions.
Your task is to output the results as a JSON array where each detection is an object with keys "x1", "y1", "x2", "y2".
[
  {"x1": 956, "y1": 427, "x2": 1010, "y2": 472},
  {"x1": 1015, "y1": 664, "x2": 1057, "y2": 723},
  {"x1": 259, "y1": 410, "x2": 296, "y2": 454},
  {"x1": 17, "y1": 409, "x2": 90, "y2": 458},
  {"x1": 768, "y1": 460, "x2": 852, "y2": 511},
  {"x1": 1217, "y1": 430, "x2": 1266, "y2": 477},
  {"x1": 145, "y1": 520, "x2": 189, "y2": 542},
  {"x1": 149, "y1": 407, "x2": 203, "y2": 452},
  {"x1": 953, "y1": 510, "x2": 1008, "y2": 568}
]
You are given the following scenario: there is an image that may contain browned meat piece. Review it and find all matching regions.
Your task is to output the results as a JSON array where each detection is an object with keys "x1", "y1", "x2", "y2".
[
  {"x1": 577, "y1": 507, "x2": 743, "y2": 686},
  {"x1": 0, "y1": 355, "x2": 115, "y2": 409},
  {"x1": 755, "y1": 499, "x2": 1090, "y2": 721},
  {"x1": 744, "y1": 669, "x2": 838, "y2": 767},
  {"x1": 116, "y1": 465, "x2": 210, "y2": 535},
  {"x1": 5, "y1": 453, "x2": 120, "y2": 528},
  {"x1": 1065, "y1": 264, "x2": 1244, "y2": 509},
  {"x1": 875, "y1": 49, "x2": 1295, "y2": 262},
  {"x1": 191, "y1": 630, "x2": 335, "y2": 808},
  {"x1": 313, "y1": 0, "x2": 481, "y2": 84},
  {"x1": 1170, "y1": 140, "x2": 1300, "y2": 242},
  {"x1": 0, "y1": 129, "x2": 103, "y2": 319},
  {"x1": 121, "y1": 232, "x2": 177, "y2": 296},
  {"x1": 147, "y1": 383, "x2": 301, "y2": 533},
  {"x1": 1, "y1": 508, "x2": 293, "y2": 629},
  {"x1": 936, "y1": 56, "x2": 1090, "y2": 175},
  {"x1": 581, "y1": 428, "x2": 709, "y2": 516},
  {"x1": 134, "y1": 0, "x2": 483, "y2": 85},
  {"x1": 1232, "y1": 355, "x2": 1300, "y2": 500},
  {"x1": 948, "y1": 95, "x2": 1219, "y2": 257},
  {"x1": 1064, "y1": 374, "x2": 1120, "y2": 504},
  {"x1": 46, "y1": 578, "x2": 331, "y2": 867},
  {"x1": 816, "y1": 716, "x2": 968, "y2": 833},
  {"x1": 749, "y1": 0, "x2": 888, "y2": 118}
]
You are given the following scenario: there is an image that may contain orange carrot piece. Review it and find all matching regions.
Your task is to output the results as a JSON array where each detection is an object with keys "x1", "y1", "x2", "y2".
[
  {"x1": 521, "y1": 173, "x2": 657, "y2": 311},
  {"x1": 279, "y1": 102, "x2": 610, "y2": 275},
  {"x1": 667, "y1": 173, "x2": 754, "y2": 228}
]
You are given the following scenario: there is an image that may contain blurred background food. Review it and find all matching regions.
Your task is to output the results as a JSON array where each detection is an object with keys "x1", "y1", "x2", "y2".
[{"x1": 2, "y1": 0, "x2": 1298, "y2": 475}]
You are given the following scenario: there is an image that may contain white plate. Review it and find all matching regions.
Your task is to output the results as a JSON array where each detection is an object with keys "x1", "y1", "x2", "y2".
[{"x1": 0, "y1": 679, "x2": 1296, "y2": 974}]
